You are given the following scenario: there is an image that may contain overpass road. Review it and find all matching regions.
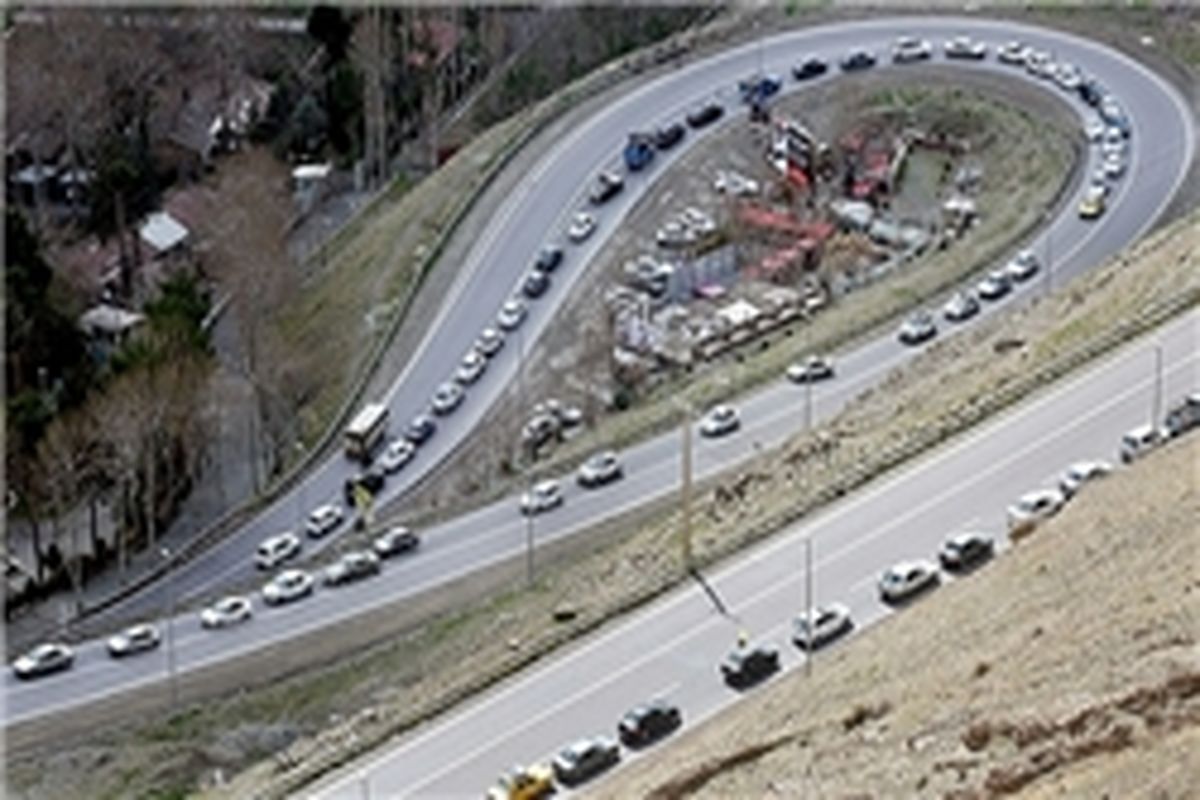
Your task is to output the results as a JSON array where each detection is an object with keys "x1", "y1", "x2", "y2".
[{"x1": 3, "y1": 16, "x2": 1194, "y2": 741}]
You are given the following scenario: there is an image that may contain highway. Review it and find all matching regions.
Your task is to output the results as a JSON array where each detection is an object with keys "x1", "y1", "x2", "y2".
[
  {"x1": 2, "y1": 17, "x2": 1193, "y2": 734},
  {"x1": 311, "y1": 309, "x2": 1199, "y2": 799}
]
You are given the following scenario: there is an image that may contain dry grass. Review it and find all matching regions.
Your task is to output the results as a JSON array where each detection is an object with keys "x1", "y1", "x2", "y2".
[{"x1": 592, "y1": 435, "x2": 1200, "y2": 800}]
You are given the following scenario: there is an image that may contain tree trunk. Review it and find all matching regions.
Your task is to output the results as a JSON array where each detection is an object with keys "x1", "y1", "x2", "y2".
[{"x1": 30, "y1": 516, "x2": 44, "y2": 584}]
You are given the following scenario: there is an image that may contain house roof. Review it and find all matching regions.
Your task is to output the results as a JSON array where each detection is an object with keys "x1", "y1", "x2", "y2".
[{"x1": 139, "y1": 211, "x2": 190, "y2": 253}]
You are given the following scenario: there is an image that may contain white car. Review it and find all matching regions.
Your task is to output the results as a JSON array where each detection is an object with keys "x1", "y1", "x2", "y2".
[
  {"x1": 1119, "y1": 424, "x2": 1168, "y2": 464},
  {"x1": 699, "y1": 404, "x2": 740, "y2": 437},
  {"x1": 107, "y1": 623, "x2": 162, "y2": 657},
  {"x1": 942, "y1": 290, "x2": 980, "y2": 323},
  {"x1": 943, "y1": 35, "x2": 986, "y2": 60},
  {"x1": 201, "y1": 595, "x2": 253, "y2": 629},
  {"x1": 431, "y1": 381, "x2": 465, "y2": 416},
  {"x1": 786, "y1": 356, "x2": 835, "y2": 384},
  {"x1": 497, "y1": 298, "x2": 527, "y2": 331},
  {"x1": 1004, "y1": 249, "x2": 1040, "y2": 282},
  {"x1": 13, "y1": 642, "x2": 75, "y2": 679},
  {"x1": 681, "y1": 207, "x2": 716, "y2": 236},
  {"x1": 568, "y1": 212, "x2": 597, "y2": 243},
  {"x1": 577, "y1": 450, "x2": 623, "y2": 488},
  {"x1": 792, "y1": 603, "x2": 852, "y2": 649},
  {"x1": 897, "y1": 312, "x2": 937, "y2": 345},
  {"x1": 456, "y1": 350, "x2": 487, "y2": 385},
  {"x1": 976, "y1": 270, "x2": 1012, "y2": 301},
  {"x1": 997, "y1": 40, "x2": 1029, "y2": 64},
  {"x1": 892, "y1": 35, "x2": 932, "y2": 62},
  {"x1": 262, "y1": 569, "x2": 315, "y2": 606},
  {"x1": 379, "y1": 438, "x2": 416, "y2": 473},
  {"x1": 373, "y1": 526, "x2": 421, "y2": 558},
  {"x1": 879, "y1": 560, "x2": 940, "y2": 603},
  {"x1": 305, "y1": 503, "x2": 344, "y2": 538},
  {"x1": 1084, "y1": 119, "x2": 1106, "y2": 143},
  {"x1": 1054, "y1": 63, "x2": 1082, "y2": 91},
  {"x1": 656, "y1": 219, "x2": 697, "y2": 249},
  {"x1": 713, "y1": 170, "x2": 760, "y2": 196},
  {"x1": 1006, "y1": 488, "x2": 1066, "y2": 533},
  {"x1": 475, "y1": 327, "x2": 505, "y2": 358},
  {"x1": 1103, "y1": 153, "x2": 1126, "y2": 179},
  {"x1": 255, "y1": 532, "x2": 302, "y2": 570},
  {"x1": 520, "y1": 479, "x2": 564, "y2": 515},
  {"x1": 1059, "y1": 459, "x2": 1113, "y2": 498}
]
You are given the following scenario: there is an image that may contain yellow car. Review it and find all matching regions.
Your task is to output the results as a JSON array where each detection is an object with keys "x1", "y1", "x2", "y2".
[
  {"x1": 486, "y1": 763, "x2": 555, "y2": 800},
  {"x1": 1078, "y1": 186, "x2": 1106, "y2": 220}
]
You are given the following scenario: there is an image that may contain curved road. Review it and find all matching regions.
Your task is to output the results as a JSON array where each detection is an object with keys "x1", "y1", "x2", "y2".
[{"x1": 3, "y1": 16, "x2": 1193, "y2": 734}]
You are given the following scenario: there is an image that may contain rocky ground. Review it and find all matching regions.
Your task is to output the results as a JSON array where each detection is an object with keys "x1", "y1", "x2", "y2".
[{"x1": 591, "y1": 433, "x2": 1200, "y2": 800}]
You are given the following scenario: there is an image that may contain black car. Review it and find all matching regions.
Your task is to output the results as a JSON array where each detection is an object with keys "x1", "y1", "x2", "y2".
[
  {"x1": 938, "y1": 532, "x2": 994, "y2": 572},
  {"x1": 589, "y1": 171, "x2": 624, "y2": 205},
  {"x1": 405, "y1": 414, "x2": 436, "y2": 444},
  {"x1": 686, "y1": 101, "x2": 724, "y2": 129},
  {"x1": 720, "y1": 643, "x2": 780, "y2": 688},
  {"x1": 522, "y1": 269, "x2": 550, "y2": 299},
  {"x1": 840, "y1": 49, "x2": 876, "y2": 71},
  {"x1": 552, "y1": 736, "x2": 620, "y2": 786},
  {"x1": 373, "y1": 526, "x2": 421, "y2": 558},
  {"x1": 1078, "y1": 78, "x2": 1104, "y2": 107},
  {"x1": 618, "y1": 699, "x2": 682, "y2": 747},
  {"x1": 792, "y1": 56, "x2": 828, "y2": 81},
  {"x1": 654, "y1": 121, "x2": 686, "y2": 150},
  {"x1": 344, "y1": 468, "x2": 385, "y2": 505},
  {"x1": 535, "y1": 245, "x2": 563, "y2": 273}
]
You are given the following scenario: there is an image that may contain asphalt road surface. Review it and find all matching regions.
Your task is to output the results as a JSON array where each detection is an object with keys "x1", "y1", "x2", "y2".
[
  {"x1": 3, "y1": 17, "x2": 1193, "y2": 734},
  {"x1": 310, "y1": 309, "x2": 1199, "y2": 800}
]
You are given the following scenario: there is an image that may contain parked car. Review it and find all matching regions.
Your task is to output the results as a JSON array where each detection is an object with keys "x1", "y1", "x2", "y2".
[
  {"x1": 1103, "y1": 152, "x2": 1126, "y2": 179},
  {"x1": 1165, "y1": 393, "x2": 1200, "y2": 438},
  {"x1": 944, "y1": 35, "x2": 987, "y2": 60},
  {"x1": 1054, "y1": 63, "x2": 1083, "y2": 92},
  {"x1": 738, "y1": 73, "x2": 782, "y2": 104},
  {"x1": 498, "y1": 298, "x2": 528, "y2": 331},
  {"x1": 897, "y1": 311, "x2": 937, "y2": 345},
  {"x1": 201, "y1": 595, "x2": 253, "y2": 629},
  {"x1": 713, "y1": 170, "x2": 760, "y2": 196},
  {"x1": 840, "y1": 48, "x2": 876, "y2": 71},
  {"x1": 535, "y1": 245, "x2": 564, "y2": 273},
  {"x1": 786, "y1": 355, "x2": 835, "y2": 384},
  {"x1": 618, "y1": 699, "x2": 682, "y2": 747},
  {"x1": 700, "y1": 404, "x2": 740, "y2": 437},
  {"x1": 1119, "y1": 424, "x2": 1168, "y2": 463},
  {"x1": 792, "y1": 55, "x2": 828, "y2": 80},
  {"x1": 456, "y1": 350, "x2": 487, "y2": 385},
  {"x1": 12, "y1": 642, "x2": 75, "y2": 679},
  {"x1": 685, "y1": 100, "x2": 724, "y2": 128},
  {"x1": 577, "y1": 450, "x2": 624, "y2": 488},
  {"x1": 405, "y1": 413, "x2": 437, "y2": 444},
  {"x1": 567, "y1": 212, "x2": 597, "y2": 243},
  {"x1": 654, "y1": 121, "x2": 686, "y2": 150},
  {"x1": 373, "y1": 526, "x2": 421, "y2": 559},
  {"x1": 892, "y1": 36, "x2": 932, "y2": 63},
  {"x1": 520, "y1": 479, "x2": 564, "y2": 515},
  {"x1": 942, "y1": 290, "x2": 980, "y2": 323},
  {"x1": 486, "y1": 763, "x2": 555, "y2": 800},
  {"x1": 878, "y1": 559, "x2": 940, "y2": 603},
  {"x1": 976, "y1": 270, "x2": 1012, "y2": 301},
  {"x1": 306, "y1": 503, "x2": 344, "y2": 538},
  {"x1": 1078, "y1": 185, "x2": 1107, "y2": 220},
  {"x1": 107, "y1": 623, "x2": 162, "y2": 657},
  {"x1": 521, "y1": 269, "x2": 550, "y2": 299},
  {"x1": 256, "y1": 532, "x2": 302, "y2": 570},
  {"x1": 262, "y1": 568, "x2": 315, "y2": 605},
  {"x1": 1078, "y1": 77, "x2": 1105, "y2": 106},
  {"x1": 720, "y1": 642, "x2": 780, "y2": 688},
  {"x1": 475, "y1": 327, "x2": 505, "y2": 358},
  {"x1": 1004, "y1": 249, "x2": 1040, "y2": 282},
  {"x1": 1059, "y1": 459, "x2": 1113, "y2": 498},
  {"x1": 379, "y1": 439, "x2": 417, "y2": 473},
  {"x1": 938, "y1": 532, "x2": 994, "y2": 571},
  {"x1": 344, "y1": 468, "x2": 385, "y2": 505},
  {"x1": 792, "y1": 603, "x2": 852, "y2": 650},
  {"x1": 1006, "y1": 488, "x2": 1066, "y2": 533},
  {"x1": 589, "y1": 170, "x2": 624, "y2": 205},
  {"x1": 431, "y1": 382, "x2": 465, "y2": 416},
  {"x1": 552, "y1": 736, "x2": 620, "y2": 786},
  {"x1": 324, "y1": 550, "x2": 381, "y2": 586},
  {"x1": 997, "y1": 40, "x2": 1029, "y2": 64}
]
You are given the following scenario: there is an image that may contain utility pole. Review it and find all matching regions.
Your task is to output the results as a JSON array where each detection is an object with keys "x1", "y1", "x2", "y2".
[
  {"x1": 1152, "y1": 344, "x2": 1164, "y2": 425},
  {"x1": 518, "y1": 325, "x2": 535, "y2": 587},
  {"x1": 679, "y1": 401, "x2": 694, "y2": 572},
  {"x1": 804, "y1": 536, "x2": 813, "y2": 678},
  {"x1": 161, "y1": 546, "x2": 178, "y2": 712}
]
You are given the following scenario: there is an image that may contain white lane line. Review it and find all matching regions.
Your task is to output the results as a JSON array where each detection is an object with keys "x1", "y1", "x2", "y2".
[{"x1": 317, "y1": 327, "x2": 1198, "y2": 796}]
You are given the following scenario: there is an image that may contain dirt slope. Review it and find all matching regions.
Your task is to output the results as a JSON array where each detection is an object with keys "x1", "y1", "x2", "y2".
[{"x1": 592, "y1": 435, "x2": 1200, "y2": 799}]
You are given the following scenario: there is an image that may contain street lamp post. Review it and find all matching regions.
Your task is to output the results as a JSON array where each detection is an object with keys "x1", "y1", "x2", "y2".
[
  {"x1": 804, "y1": 536, "x2": 813, "y2": 678},
  {"x1": 1152, "y1": 344, "x2": 1164, "y2": 425},
  {"x1": 161, "y1": 546, "x2": 178, "y2": 711},
  {"x1": 517, "y1": 326, "x2": 535, "y2": 588}
]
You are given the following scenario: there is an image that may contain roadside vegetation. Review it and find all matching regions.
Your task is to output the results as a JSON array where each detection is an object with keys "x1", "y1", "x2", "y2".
[{"x1": 8, "y1": 188, "x2": 1192, "y2": 799}]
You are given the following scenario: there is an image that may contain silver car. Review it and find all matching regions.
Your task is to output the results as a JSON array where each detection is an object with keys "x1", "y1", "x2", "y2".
[
  {"x1": 497, "y1": 298, "x2": 527, "y2": 331},
  {"x1": 879, "y1": 559, "x2": 939, "y2": 603},
  {"x1": 792, "y1": 603, "x2": 852, "y2": 649},
  {"x1": 13, "y1": 642, "x2": 75, "y2": 679},
  {"x1": 431, "y1": 381, "x2": 465, "y2": 416},
  {"x1": 577, "y1": 450, "x2": 623, "y2": 488},
  {"x1": 107, "y1": 623, "x2": 162, "y2": 658},
  {"x1": 456, "y1": 350, "x2": 487, "y2": 385},
  {"x1": 262, "y1": 569, "x2": 315, "y2": 606},
  {"x1": 520, "y1": 479, "x2": 563, "y2": 515},
  {"x1": 201, "y1": 595, "x2": 253, "y2": 629},
  {"x1": 699, "y1": 404, "x2": 740, "y2": 437},
  {"x1": 1006, "y1": 488, "x2": 1066, "y2": 533},
  {"x1": 1059, "y1": 459, "x2": 1113, "y2": 498},
  {"x1": 475, "y1": 327, "x2": 504, "y2": 358},
  {"x1": 324, "y1": 551, "x2": 382, "y2": 586}
]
